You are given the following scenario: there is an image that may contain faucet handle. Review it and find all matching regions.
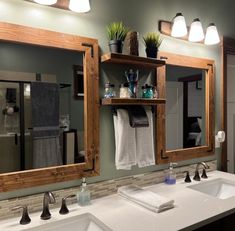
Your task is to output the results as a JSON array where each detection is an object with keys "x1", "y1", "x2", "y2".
[
  {"x1": 12, "y1": 205, "x2": 31, "y2": 225},
  {"x1": 193, "y1": 170, "x2": 201, "y2": 181},
  {"x1": 201, "y1": 168, "x2": 208, "y2": 179},
  {"x1": 59, "y1": 194, "x2": 76, "y2": 215},
  {"x1": 183, "y1": 171, "x2": 191, "y2": 183}
]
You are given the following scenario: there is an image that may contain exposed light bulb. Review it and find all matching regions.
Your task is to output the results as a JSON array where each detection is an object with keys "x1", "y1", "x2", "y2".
[
  {"x1": 171, "y1": 13, "x2": 188, "y2": 37},
  {"x1": 69, "y1": 0, "x2": 91, "y2": 13},
  {"x1": 204, "y1": 23, "x2": 220, "y2": 45},
  {"x1": 33, "y1": 0, "x2": 57, "y2": 5},
  {"x1": 188, "y1": 18, "x2": 204, "y2": 42}
]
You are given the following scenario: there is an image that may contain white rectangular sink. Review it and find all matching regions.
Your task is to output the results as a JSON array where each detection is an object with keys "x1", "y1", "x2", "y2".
[
  {"x1": 188, "y1": 178, "x2": 235, "y2": 199},
  {"x1": 25, "y1": 213, "x2": 112, "y2": 231}
]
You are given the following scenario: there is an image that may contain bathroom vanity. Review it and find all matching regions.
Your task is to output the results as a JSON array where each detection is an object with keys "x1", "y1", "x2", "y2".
[{"x1": 1, "y1": 170, "x2": 235, "y2": 231}]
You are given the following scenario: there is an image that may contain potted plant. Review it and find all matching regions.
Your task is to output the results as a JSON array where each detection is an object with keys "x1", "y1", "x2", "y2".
[
  {"x1": 143, "y1": 32, "x2": 163, "y2": 58},
  {"x1": 106, "y1": 21, "x2": 129, "y2": 53}
]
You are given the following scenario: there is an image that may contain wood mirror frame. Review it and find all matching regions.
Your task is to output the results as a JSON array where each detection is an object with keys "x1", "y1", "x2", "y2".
[
  {"x1": 156, "y1": 51, "x2": 215, "y2": 164},
  {"x1": 0, "y1": 22, "x2": 99, "y2": 192}
]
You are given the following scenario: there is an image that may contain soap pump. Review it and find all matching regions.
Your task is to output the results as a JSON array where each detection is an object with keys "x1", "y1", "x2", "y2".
[
  {"x1": 165, "y1": 162, "x2": 177, "y2": 185},
  {"x1": 77, "y1": 177, "x2": 91, "y2": 206}
]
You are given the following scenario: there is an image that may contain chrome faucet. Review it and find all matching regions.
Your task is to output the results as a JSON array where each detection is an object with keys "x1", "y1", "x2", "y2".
[
  {"x1": 193, "y1": 162, "x2": 209, "y2": 181},
  {"x1": 40, "y1": 192, "x2": 56, "y2": 220}
]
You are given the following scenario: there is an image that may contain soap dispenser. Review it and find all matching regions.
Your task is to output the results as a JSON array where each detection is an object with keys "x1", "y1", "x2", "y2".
[
  {"x1": 77, "y1": 178, "x2": 91, "y2": 206},
  {"x1": 165, "y1": 162, "x2": 177, "y2": 185}
]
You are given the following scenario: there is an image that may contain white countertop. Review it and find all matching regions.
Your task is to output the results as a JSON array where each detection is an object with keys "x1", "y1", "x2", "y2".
[{"x1": 1, "y1": 170, "x2": 235, "y2": 231}]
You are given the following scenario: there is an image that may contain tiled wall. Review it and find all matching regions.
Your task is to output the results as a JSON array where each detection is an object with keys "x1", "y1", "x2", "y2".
[{"x1": 0, "y1": 160, "x2": 217, "y2": 220}]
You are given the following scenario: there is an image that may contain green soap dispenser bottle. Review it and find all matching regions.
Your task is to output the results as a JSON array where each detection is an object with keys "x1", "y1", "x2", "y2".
[
  {"x1": 165, "y1": 162, "x2": 177, "y2": 185},
  {"x1": 77, "y1": 177, "x2": 91, "y2": 206}
]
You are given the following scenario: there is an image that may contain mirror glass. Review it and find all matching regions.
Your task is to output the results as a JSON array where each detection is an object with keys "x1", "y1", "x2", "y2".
[
  {"x1": 166, "y1": 65, "x2": 206, "y2": 151},
  {"x1": 0, "y1": 41, "x2": 85, "y2": 174}
]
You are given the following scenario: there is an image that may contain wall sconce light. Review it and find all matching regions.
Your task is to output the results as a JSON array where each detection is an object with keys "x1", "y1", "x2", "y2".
[
  {"x1": 204, "y1": 23, "x2": 220, "y2": 45},
  {"x1": 188, "y1": 18, "x2": 204, "y2": 42},
  {"x1": 158, "y1": 13, "x2": 220, "y2": 45},
  {"x1": 171, "y1": 13, "x2": 187, "y2": 38},
  {"x1": 31, "y1": 0, "x2": 91, "y2": 13},
  {"x1": 69, "y1": 0, "x2": 91, "y2": 13},
  {"x1": 33, "y1": 0, "x2": 57, "y2": 5}
]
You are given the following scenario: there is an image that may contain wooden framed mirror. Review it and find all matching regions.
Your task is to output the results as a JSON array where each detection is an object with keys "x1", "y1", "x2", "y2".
[
  {"x1": 156, "y1": 52, "x2": 215, "y2": 163},
  {"x1": 0, "y1": 22, "x2": 99, "y2": 192}
]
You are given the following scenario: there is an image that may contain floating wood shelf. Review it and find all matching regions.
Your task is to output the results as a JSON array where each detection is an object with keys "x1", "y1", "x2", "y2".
[
  {"x1": 101, "y1": 98, "x2": 166, "y2": 106},
  {"x1": 101, "y1": 53, "x2": 165, "y2": 68}
]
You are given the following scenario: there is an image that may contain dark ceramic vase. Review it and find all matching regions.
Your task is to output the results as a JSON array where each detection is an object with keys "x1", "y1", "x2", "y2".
[
  {"x1": 145, "y1": 47, "x2": 158, "y2": 58},
  {"x1": 109, "y1": 40, "x2": 123, "y2": 53}
]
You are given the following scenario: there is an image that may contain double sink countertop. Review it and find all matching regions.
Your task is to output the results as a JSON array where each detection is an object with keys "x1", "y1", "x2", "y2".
[{"x1": 1, "y1": 170, "x2": 235, "y2": 231}]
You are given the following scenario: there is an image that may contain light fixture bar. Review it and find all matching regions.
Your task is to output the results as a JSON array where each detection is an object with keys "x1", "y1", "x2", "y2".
[
  {"x1": 159, "y1": 19, "x2": 220, "y2": 45},
  {"x1": 159, "y1": 20, "x2": 189, "y2": 41}
]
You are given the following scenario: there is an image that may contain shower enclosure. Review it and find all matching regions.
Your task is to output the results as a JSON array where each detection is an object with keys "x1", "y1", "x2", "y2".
[{"x1": 0, "y1": 80, "x2": 32, "y2": 173}]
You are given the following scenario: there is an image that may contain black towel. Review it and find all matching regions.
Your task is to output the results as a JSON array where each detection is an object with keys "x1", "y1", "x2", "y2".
[
  {"x1": 6, "y1": 88, "x2": 16, "y2": 103},
  {"x1": 128, "y1": 106, "x2": 149, "y2": 128},
  {"x1": 31, "y1": 82, "x2": 60, "y2": 138}
]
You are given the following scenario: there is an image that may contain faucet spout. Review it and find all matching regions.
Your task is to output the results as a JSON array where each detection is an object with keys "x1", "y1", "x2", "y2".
[
  {"x1": 193, "y1": 162, "x2": 209, "y2": 181},
  {"x1": 196, "y1": 162, "x2": 209, "y2": 171},
  {"x1": 40, "y1": 192, "x2": 56, "y2": 220}
]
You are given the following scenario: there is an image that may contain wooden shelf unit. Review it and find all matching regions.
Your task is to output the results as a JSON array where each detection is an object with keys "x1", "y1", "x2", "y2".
[
  {"x1": 101, "y1": 98, "x2": 166, "y2": 106},
  {"x1": 101, "y1": 53, "x2": 165, "y2": 68}
]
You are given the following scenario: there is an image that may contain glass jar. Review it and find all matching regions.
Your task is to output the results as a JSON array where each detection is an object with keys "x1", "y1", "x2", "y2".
[
  {"x1": 142, "y1": 84, "x2": 153, "y2": 98},
  {"x1": 119, "y1": 83, "x2": 130, "y2": 98},
  {"x1": 104, "y1": 82, "x2": 115, "y2": 98},
  {"x1": 152, "y1": 86, "x2": 158, "y2": 98}
]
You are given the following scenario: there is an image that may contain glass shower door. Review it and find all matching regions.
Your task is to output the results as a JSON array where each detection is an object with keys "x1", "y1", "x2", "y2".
[
  {"x1": 0, "y1": 82, "x2": 21, "y2": 173},
  {"x1": 24, "y1": 83, "x2": 33, "y2": 170}
]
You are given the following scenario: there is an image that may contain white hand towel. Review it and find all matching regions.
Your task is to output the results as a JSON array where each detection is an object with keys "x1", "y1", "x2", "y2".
[
  {"x1": 118, "y1": 185, "x2": 174, "y2": 213},
  {"x1": 113, "y1": 109, "x2": 136, "y2": 170},
  {"x1": 136, "y1": 109, "x2": 155, "y2": 167}
]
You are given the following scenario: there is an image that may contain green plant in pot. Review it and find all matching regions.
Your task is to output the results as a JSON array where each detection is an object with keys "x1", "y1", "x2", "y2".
[
  {"x1": 106, "y1": 21, "x2": 129, "y2": 53},
  {"x1": 143, "y1": 32, "x2": 163, "y2": 58}
]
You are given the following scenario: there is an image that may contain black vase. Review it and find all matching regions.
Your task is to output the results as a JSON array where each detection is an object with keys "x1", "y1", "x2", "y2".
[
  {"x1": 145, "y1": 47, "x2": 158, "y2": 58},
  {"x1": 109, "y1": 40, "x2": 123, "y2": 53}
]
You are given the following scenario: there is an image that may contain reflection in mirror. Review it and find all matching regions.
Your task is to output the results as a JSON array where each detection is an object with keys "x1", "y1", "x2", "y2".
[
  {"x1": 0, "y1": 42, "x2": 85, "y2": 174},
  {"x1": 156, "y1": 51, "x2": 214, "y2": 164},
  {"x1": 166, "y1": 65, "x2": 205, "y2": 151}
]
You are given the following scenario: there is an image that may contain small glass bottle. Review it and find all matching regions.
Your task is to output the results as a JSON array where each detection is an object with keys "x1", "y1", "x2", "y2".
[
  {"x1": 165, "y1": 162, "x2": 178, "y2": 185},
  {"x1": 142, "y1": 84, "x2": 153, "y2": 98},
  {"x1": 119, "y1": 83, "x2": 130, "y2": 98},
  {"x1": 152, "y1": 86, "x2": 158, "y2": 99},
  {"x1": 77, "y1": 178, "x2": 91, "y2": 206},
  {"x1": 104, "y1": 82, "x2": 115, "y2": 98}
]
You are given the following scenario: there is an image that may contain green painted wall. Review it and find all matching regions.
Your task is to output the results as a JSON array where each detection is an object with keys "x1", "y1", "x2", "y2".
[{"x1": 0, "y1": 0, "x2": 233, "y2": 199}]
